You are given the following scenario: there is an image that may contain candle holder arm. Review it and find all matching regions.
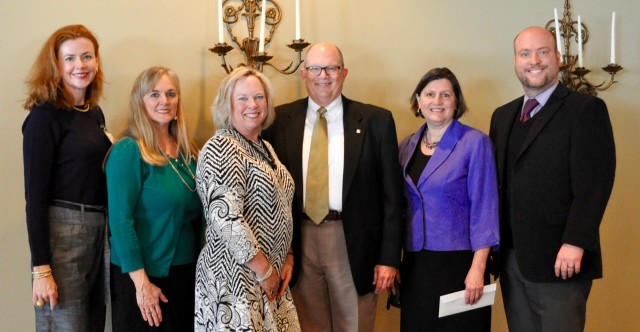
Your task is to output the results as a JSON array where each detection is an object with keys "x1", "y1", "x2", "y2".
[
  {"x1": 258, "y1": 39, "x2": 309, "y2": 75},
  {"x1": 210, "y1": 43, "x2": 234, "y2": 74}
]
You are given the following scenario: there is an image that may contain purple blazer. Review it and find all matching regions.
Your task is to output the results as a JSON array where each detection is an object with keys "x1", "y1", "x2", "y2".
[{"x1": 399, "y1": 120, "x2": 499, "y2": 252}]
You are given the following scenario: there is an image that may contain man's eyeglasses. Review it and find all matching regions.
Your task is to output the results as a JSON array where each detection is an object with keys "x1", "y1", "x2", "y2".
[{"x1": 305, "y1": 66, "x2": 342, "y2": 77}]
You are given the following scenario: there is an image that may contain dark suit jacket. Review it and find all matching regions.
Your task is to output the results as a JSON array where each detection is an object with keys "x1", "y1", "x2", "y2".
[
  {"x1": 489, "y1": 83, "x2": 615, "y2": 283},
  {"x1": 263, "y1": 95, "x2": 404, "y2": 295}
]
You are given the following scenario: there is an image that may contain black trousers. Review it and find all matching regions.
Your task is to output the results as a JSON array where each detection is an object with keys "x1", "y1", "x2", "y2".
[
  {"x1": 400, "y1": 250, "x2": 491, "y2": 332},
  {"x1": 111, "y1": 263, "x2": 196, "y2": 332}
]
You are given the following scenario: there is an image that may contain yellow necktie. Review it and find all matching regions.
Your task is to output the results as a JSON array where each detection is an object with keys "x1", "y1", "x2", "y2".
[{"x1": 306, "y1": 107, "x2": 329, "y2": 224}]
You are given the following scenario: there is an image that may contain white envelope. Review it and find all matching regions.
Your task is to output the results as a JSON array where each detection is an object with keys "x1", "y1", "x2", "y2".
[{"x1": 438, "y1": 283, "x2": 497, "y2": 318}]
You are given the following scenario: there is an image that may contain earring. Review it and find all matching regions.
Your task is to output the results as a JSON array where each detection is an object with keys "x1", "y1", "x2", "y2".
[
  {"x1": 414, "y1": 108, "x2": 424, "y2": 118},
  {"x1": 96, "y1": 66, "x2": 99, "y2": 73}
]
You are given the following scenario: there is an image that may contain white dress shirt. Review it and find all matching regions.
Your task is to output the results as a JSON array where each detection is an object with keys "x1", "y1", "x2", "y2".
[{"x1": 302, "y1": 97, "x2": 344, "y2": 212}]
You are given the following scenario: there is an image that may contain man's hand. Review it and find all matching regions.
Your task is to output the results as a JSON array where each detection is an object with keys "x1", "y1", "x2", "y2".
[
  {"x1": 554, "y1": 243, "x2": 584, "y2": 279},
  {"x1": 373, "y1": 265, "x2": 396, "y2": 294}
]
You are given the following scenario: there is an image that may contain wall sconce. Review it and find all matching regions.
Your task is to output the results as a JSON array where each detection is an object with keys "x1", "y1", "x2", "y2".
[
  {"x1": 210, "y1": 0, "x2": 310, "y2": 74},
  {"x1": 546, "y1": 0, "x2": 622, "y2": 96}
]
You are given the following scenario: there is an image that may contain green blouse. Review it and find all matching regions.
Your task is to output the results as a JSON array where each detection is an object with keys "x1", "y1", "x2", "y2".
[{"x1": 106, "y1": 137, "x2": 202, "y2": 277}]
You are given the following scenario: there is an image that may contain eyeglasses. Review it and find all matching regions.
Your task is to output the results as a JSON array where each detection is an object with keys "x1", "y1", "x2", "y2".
[{"x1": 305, "y1": 66, "x2": 342, "y2": 77}]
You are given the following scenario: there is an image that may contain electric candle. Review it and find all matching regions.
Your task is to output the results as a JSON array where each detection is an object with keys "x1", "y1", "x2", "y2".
[
  {"x1": 554, "y1": 8, "x2": 563, "y2": 62},
  {"x1": 611, "y1": 12, "x2": 616, "y2": 64},
  {"x1": 259, "y1": 0, "x2": 266, "y2": 53},
  {"x1": 218, "y1": 0, "x2": 224, "y2": 43},
  {"x1": 295, "y1": 0, "x2": 300, "y2": 40},
  {"x1": 577, "y1": 15, "x2": 583, "y2": 67}
]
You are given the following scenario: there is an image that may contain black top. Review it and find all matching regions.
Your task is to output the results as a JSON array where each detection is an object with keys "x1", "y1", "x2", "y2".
[
  {"x1": 22, "y1": 102, "x2": 111, "y2": 265},
  {"x1": 407, "y1": 144, "x2": 431, "y2": 186}
]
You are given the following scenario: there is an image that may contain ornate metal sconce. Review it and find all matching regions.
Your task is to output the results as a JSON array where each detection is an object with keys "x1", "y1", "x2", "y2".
[
  {"x1": 209, "y1": 0, "x2": 310, "y2": 74},
  {"x1": 545, "y1": 0, "x2": 622, "y2": 96}
]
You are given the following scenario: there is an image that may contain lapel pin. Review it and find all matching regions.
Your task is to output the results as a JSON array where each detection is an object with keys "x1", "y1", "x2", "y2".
[{"x1": 356, "y1": 129, "x2": 361, "y2": 134}]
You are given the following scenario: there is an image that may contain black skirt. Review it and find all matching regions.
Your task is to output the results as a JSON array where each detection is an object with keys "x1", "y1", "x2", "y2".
[
  {"x1": 110, "y1": 263, "x2": 196, "y2": 332},
  {"x1": 400, "y1": 250, "x2": 491, "y2": 332}
]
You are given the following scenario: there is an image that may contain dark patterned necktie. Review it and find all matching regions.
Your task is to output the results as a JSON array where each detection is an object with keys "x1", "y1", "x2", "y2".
[{"x1": 520, "y1": 98, "x2": 539, "y2": 122}]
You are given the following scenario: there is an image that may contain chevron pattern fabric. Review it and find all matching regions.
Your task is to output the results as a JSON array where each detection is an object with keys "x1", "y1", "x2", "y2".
[{"x1": 194, "y1": 128, "x2": 300, "y2": 331}]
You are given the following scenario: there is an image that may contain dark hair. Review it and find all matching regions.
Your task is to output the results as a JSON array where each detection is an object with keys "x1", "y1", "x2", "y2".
[{"x1": 409, "y1": 67, "x2": 467, "y2": 119}]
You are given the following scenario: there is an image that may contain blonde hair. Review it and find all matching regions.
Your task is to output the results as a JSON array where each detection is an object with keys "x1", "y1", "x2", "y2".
[
  {"x1": 23, "y1": 24, "x2": 104, "y2": 110},
  {"x1": 211, "y1": 67, "x2": 275, "y2": 130},
  {"x1": 123, "y1": 66, "x2": 198, "y2": 166}
]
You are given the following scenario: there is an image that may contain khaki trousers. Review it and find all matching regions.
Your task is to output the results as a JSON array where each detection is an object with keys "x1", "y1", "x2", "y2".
[{"x1": 292, "y1": 218, "x2": 377, "y2": 332}]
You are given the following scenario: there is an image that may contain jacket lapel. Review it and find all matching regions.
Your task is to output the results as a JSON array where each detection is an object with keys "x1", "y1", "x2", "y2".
[
  {"x1": 417, "y1": 120, "x2": 462, "y2": 188},
  {"x1": 342, "y1": 96, "x2": 365, "y2": 201},
  {"x1": 495, "y1": 99, "x2": 520, "y2": 178},
  {"x1": 284, "y1": 99, "x2": 308, "y2": 208},
  {"x1": 401, "y1": 124, "x2": 425, "y2": 192},
  {"x1": 517, "y1": 84, "x2": 568, "y2": 160}
]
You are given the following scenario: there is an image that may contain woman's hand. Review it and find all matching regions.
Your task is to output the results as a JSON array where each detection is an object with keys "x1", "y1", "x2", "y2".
[
  {"x1": 32, "y1": 264, "x2": 58, "y2": 310},
  {"x1": 464, "y1": 247, "x2": 490, "y2": 305},
  {"x1": 258, "y1": 266, "x2": 281, "y2": 302},
  {"x1": 130, "y1": 269, "x2": 168, "y2": 327},
  {"x1": 464, "y1": 266, "x2": 485, "y2": 305},
  {"x1": 246, "y1": 251, "x2": 281, "y2": 302},
  {"x1": 277, "y1": 253, "x2": 294, "y2": 299}
]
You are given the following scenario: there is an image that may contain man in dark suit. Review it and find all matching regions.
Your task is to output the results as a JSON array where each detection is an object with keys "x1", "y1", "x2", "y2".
[
  {"x1": 490, "y1": 26, "x2": 616, "y2": 331},
  {"x1": 263, "y1": 42, "x2": 404, "y2": 331}
]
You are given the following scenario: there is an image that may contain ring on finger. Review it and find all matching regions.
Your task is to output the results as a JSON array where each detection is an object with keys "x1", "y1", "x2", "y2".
[{"x1": 35, "y1": 299, "x2": 45, "y2": 307}]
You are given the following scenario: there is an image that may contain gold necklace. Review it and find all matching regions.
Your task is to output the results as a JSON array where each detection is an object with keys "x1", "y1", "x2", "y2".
[
  {"x1": 163, "y1": 152, "x2": 196, "y2": 192},
  {"x1": 73, "y1": 104, "x2": 89, "y2": 112}
]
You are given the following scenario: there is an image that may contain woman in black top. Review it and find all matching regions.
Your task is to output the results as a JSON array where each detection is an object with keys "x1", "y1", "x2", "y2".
[{"x1": 22, "y1": 24, "x2": 112, "y2": 331}]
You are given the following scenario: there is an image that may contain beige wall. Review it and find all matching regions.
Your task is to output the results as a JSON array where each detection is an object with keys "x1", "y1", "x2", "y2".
[{"x1": 1, "y1": 0, "x2": 638, "y2": 330}]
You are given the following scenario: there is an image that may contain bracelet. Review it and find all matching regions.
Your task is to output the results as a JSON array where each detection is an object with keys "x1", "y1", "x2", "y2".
[
  {"x1": 32, "y1": 269, "x2": 53, "y2": 279},
  {"x1": 256, "y1": 265, "x2": 273, "y2": 282}
]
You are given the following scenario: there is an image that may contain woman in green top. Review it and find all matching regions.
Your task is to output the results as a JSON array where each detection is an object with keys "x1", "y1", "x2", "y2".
[{"x1": 105, "y1": 66, "x2": 202, "y2": 331}]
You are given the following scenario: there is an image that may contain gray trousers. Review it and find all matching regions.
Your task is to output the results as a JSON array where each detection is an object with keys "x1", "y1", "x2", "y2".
[
  {"x1": 500, "y1": 249, "x2": 592, "y2": 332},
  {"x1": 35, "y1": 204, "x2": 107, "y2": 332}
]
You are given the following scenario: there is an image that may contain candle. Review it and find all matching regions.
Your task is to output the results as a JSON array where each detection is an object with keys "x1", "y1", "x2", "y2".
[
  {"x1": 577, "y1": 15, "x2": 583, "y2": 67},
  {"x1": 218, "y1": 0, "x2": 224, "y2": 43},
  {"x1": 258, "y1": 0, "x2": 266, "y2": 53},
  {"x1": 554, "y1": 8, "x2": 563, "y2": 62},
  {"x1": 295, "y1": 0, "x2": 300, "y2": 40},
  {"x1": 611, "y1": 12, "x2": 616, "y2": 64}
]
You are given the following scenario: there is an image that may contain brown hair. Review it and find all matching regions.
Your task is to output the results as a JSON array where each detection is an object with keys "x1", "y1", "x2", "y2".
[
  {"x1": 23, "y1": 24, "x2": 103, "y2": 110},
  {"x1": 410, "y1": 67, "x2": 468, "y2": 119}
]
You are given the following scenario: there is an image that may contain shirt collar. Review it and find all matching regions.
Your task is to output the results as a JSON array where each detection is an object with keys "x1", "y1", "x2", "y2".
[
  {"x1": 307, "y1": 96, "x2": 343, "y2": 121},
  {"x1": 525, "y1": 82, "x2": 558, "y2": 108}
]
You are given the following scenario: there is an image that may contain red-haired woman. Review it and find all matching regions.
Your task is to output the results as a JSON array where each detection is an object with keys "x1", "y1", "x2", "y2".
[{"x1": 22, "y1": 24, "x2": 112, "y2": 331}]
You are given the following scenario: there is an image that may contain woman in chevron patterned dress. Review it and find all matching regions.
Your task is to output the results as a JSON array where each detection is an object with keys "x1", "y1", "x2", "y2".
[{"x1": 194, "y1": 67, "x2": 300, "y2": 331}]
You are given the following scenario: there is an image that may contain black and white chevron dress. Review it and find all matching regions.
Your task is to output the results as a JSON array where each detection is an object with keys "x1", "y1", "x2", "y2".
[{"x1": 194, "y1": 128, "x2": 300, "y2": 331}]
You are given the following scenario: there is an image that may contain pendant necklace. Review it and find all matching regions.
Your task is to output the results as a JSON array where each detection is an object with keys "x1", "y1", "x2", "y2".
[{"x1": 162, "y1": 150, "x2": 196, "y2": 192}]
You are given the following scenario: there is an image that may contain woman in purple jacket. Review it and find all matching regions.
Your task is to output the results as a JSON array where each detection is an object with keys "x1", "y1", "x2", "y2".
[{"x1": 398, "y1": 67, "x2": 499, "y2": 331}]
